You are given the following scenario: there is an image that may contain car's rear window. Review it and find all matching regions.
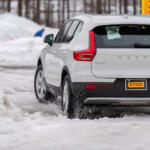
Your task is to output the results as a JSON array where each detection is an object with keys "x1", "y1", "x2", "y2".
[{"x1": 93, "y1": 25, "x2": 150, "y2": 48}]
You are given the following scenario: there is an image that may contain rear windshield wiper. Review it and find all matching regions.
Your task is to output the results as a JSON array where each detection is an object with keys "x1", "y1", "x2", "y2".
[{"x1": 134, "y1": 43, "x2": 150, "y2": 48}]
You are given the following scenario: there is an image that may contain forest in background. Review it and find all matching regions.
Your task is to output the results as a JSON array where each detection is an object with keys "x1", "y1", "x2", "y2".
[{"x1": 0, "y1": 0, "x2": 141, "y2": 27}]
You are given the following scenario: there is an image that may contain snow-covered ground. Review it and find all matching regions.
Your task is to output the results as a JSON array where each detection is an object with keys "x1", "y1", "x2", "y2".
[
  {"x1": 1, "y1": 69, "x2": 150, "y2": 150},
  {"x1": 1, "y1": 13, "x2": 150, "y2": 150}
]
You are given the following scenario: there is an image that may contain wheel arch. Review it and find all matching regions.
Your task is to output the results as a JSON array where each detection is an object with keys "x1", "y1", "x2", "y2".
[
  {"x1": 61, "y1": 66, "x2": 72, "y2": 92},
  {"x1": 37, "y1": 57, "x2": 43, "y2": 68}
]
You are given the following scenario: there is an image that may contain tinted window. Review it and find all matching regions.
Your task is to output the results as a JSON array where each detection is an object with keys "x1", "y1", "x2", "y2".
[
  {"x1": 73, "y1": 22, "x2": 83, "y2": 38},
  {"x1": 54, "y1": 20, "x2": 73, "y2": 43},
  {"x1": 54, "y1": 25, "x2": 65, "y2": 43},
  {"x1": 94, "y1": 25, "x2": 150, "y2": 48},
  {"x1": 63, "y1": 20, "x2": 80, "y2": 42}
]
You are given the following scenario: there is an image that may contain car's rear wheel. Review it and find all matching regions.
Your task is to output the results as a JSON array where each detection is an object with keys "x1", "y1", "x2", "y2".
[
  {"x1": 34, "y1": 66, "x2": 53, "y2": 103},
  {"x1": 62, "y1": 76, "x2": 72, "y2": 117},
  {"x1": 62, "y1": 75, "x2": 85, "y2": 119}
]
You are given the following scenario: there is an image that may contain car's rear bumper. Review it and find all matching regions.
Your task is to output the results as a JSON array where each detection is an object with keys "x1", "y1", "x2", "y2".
[
  {"x1": 71, "y1": 79, "x2": 150, "y2": 106},
  {"x1": 84, "y1": 97, "x2": 150, "y2": 106}
]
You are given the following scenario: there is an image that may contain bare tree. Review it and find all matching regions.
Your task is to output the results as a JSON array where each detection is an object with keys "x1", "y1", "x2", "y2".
[
  {"x1": 133, "y1": 0, "x2": 137, "y2": 15},
  {"x1": 108, "y1": 0, "x2": 111, "y2": 14},
  {"x1": 57, "y1": 0, "x2": 61, "y2": 27},
  {"x1": 96, "y1": 0, "x2": 102, "y2": 14},
  {"x1": 84, "y1": 0, "x2": 87, "y2": 13},
  {"x1": 103, "y1": 0, "x2": 106, "y2": 14},
  {"x1": 17, "y1": 0, "x2": 22, "y2": 16},
  {"x1": 1, "y1": 0, "x2": 5, "y2": 12},
  {"x1": 36, "y1": 0, "x2": 41, "y2": 23},
  {"x1": 66, "y1": 0, "x2": 70, "y2": 19},
  {"x1": 91, "y1": 0, "x2": 94, "y2": 14},
  {"x1": 119, "y1": 0, "x2": 122, "y2": 14},
  {"x1": 32, "y1": 0, "x2": 36, "y2": 21},
  {"x1": 7, "y1": 0, "x2": 11, "y2": 12},
  {"x1": 124, "y1": 0, "x2": 128, "y2": 14},
  {"x1": 62, "y1": 0, "x2": 65, "y2": 23},
  {"x1": 25, "y1": 0, "x2": 29, "y2": 18},
  {"x1": 50, "y1": 3, "x2": 54, "y2": 26},
  {"x1": 73, "y1": 0, "x2": 77, "y2": 15},
  {"x1": 45, "y1": 0, "x2": 49, "y2": 26}
]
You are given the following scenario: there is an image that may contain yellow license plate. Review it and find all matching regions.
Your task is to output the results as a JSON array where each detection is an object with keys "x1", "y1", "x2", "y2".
[
  {"x1": 128, "y1": 82, "x2": 145, "y2": 88},
  {"x1": 126, "y1": 79, "x2": 147, "y2": 90}
]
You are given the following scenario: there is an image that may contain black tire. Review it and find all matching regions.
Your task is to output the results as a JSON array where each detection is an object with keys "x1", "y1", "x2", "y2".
[
  {"x1": 62, "y1": 75, "x2": 85, "y2": 119},
  {"x1": 34, "y1": 66, "x2": 53, "y2": 103}
]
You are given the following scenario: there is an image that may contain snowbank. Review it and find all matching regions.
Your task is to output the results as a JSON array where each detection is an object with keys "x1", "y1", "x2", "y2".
[
  {"x1": 0, "y1": 13, "x2": 38, "y2": 41},
  {"x1": 0, "y1": 13, "x2": 58, "y2": 41},
  {"x1": 0, "y1": 37, "x2": 46, "y2": 66},
  {"x1": 0, "y1": 13, "x2": 58, "y2": 66}
]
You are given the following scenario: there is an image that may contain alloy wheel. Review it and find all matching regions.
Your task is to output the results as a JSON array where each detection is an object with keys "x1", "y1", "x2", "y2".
[
  {"x1": 63, "y1": 81, "x2": 69, "y2": 115},
  {"x1": 36, "y1": 70, "x2": 46, "y2": 99}
]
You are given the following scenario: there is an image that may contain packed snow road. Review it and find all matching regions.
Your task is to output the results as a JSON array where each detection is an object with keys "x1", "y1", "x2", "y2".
[{"x1": 1, "y1": 68, "x2": 150, "y2": 150}]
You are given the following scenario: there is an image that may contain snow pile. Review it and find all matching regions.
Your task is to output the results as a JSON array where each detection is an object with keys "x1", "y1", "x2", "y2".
[
  {"x1": 0, "y1": 13, "x2": 58, "y2": 41},
  {"x1": 0, "y1": 37, "x2": 46, "y2": 66},
  {"x1": 0, "y1": 13, "x2": 39, "y2": 41},
  {"x1": 0, "y1": 13, "x2": 58, "y2": 67}
]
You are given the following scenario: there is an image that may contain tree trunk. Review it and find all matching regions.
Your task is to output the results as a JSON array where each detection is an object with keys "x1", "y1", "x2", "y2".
[
  {"x1": 25, "y1": 0, "x2": 29, "y2": 18},
  {"x1": 124, "y1": 0, "x2": 128, "y2": 14},
  {"x1": 84, "y1": 0, "x2": 87, "y2": 13},
  {"x1": 50, "y1": 3, "x2": 54, "y2": 26},
  {"x1": 108, "y1": 0, "x2": 111, "y2": 14},
  {"x1": 115, "y1": 0, "x2": 118, "y2": 14},
  {"x1": 103, "y1": 0, "x2": 106, "y2": 14},
  {"x1": 57, "y1": 0, "x2": 61, "y2": 27},
  {"x1": 45, "y1": 0, "x2": 49, "y2": 26},
  {"x1": 1, "y1": 0, "x2": 5, "y2": 12},
  {"x1": 36, "y1": 0, "x2": 40, "y2": 23},
  {"x1": 73, "y1": 0, "x2": 76, "y2": 14},
  {"x1": 96, "y1": 0, "x2": 102, "y2": 14},
  {"x1": 62, "y1": 0, "x2": 65, "y2": 24},
  {"x1": 7, "y1": 0, "x2": 11, "y2": 12},
  {"x1": 119, "y1": 0, "x2": 122, "y2": 14},
  {"x1": 133, "y1": 0, "x2": 137, "y2": 15},
  {"x1": 17, "y1": 0, "x2": 22, "y2": 16},
  {"x1": 2, "y1": 0, "x2": 5, "y2": 12},
  {"x1": 91, "y1": 0, "x2": 94, "y2": 14},
  {"x1": 32, "y1": 0, "x2": 36, "y2": 21},
  {"x1": 66, "y1": 0, "x2": 70, "y2": 19}
]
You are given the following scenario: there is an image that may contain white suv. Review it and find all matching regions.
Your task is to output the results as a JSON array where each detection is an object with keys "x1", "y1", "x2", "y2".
[{"x1": 34, "y1": 15, "x2": 150, "y2": 118}]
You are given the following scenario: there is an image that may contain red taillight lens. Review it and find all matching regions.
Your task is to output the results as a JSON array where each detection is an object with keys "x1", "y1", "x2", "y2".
[
  {"x1": 86, "y1": 84, "x2": 112, "y2": 89},
  {"x1": 73, "y1": 31, "x2": 96, "y2": 61}
]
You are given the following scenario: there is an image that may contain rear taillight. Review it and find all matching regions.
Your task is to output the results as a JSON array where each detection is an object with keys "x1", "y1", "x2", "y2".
[
  {"x1": 86, "y1": 84, "x2": 112, "y2": 89},
  {"x1": 73, "y1": 31, "x2": 96, "y2": 61}
]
